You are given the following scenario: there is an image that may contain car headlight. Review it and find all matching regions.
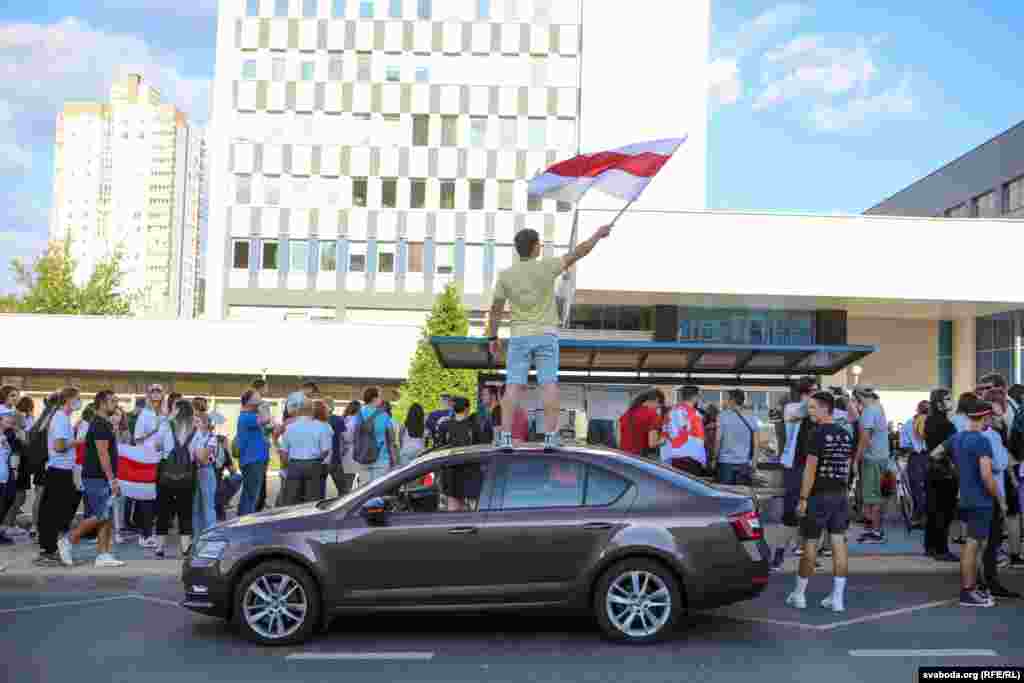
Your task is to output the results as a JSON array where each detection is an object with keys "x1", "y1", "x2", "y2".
[{"x1": 193, "y1": 538, "x2": 229, "y2": 560}]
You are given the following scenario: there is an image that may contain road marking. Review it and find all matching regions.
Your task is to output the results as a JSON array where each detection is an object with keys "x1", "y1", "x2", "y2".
[
  {"x1": 850, "y1": 650, "x2": 998, "y2": 657},
  {"x1": 818, "y1": 600, "x2": 953, "y2": 631},
  {"x1": 0, "y1": 595, "x2": 136, "y2": 615},
  {"x1": 709, "y1": 613, "x2": 824, "y2": 631},
  {"x1": 130, "y1": 595, "x2": 182, "y2": 608},
  {"x1": 286, "y1": 652, "x2": 436, "y2": 662}
]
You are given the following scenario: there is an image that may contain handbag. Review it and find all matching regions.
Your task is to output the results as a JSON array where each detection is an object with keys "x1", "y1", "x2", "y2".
[{"x1": 159, "y1": 429, "x2": 196, "y2": 488}]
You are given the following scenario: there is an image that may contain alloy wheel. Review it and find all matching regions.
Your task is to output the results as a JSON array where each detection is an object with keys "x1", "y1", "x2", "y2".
[
  {"x1": 242, "y1": 573, "x2": 309, "y2": 640},
  {"x1": 605, "y1": 570, "x2": 672, "y2": 639}
]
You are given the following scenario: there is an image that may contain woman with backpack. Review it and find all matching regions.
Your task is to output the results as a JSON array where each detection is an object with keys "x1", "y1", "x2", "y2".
[
  {"x1": 154, "y1": 400, "x2": 196, "y2": 558},
  {"x1": 399, "y1": 404, "x2": 427, "y2": 467},
  {"x1": 2, "y1": 396, "x2": 35, "y2": 539}
]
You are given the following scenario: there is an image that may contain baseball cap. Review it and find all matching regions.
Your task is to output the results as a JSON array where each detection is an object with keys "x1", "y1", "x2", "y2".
[
  {"x1": 964, "y1": 396, "x2": 993, "y2": 420},
  {"x1": 853, "y1": 386, "x2": 879, "y2": 400}
]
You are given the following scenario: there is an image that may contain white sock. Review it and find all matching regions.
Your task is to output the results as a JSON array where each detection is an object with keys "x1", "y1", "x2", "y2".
[
  {"x1": 832, "y1": 577, "x2": 847, "y2": 599},
  {"x1": 794, "y1": 576, "x2": 809, "y2": 596}
]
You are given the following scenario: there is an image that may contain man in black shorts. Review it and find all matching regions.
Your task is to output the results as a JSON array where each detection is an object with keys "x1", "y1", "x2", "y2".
[{"x1": 786, "y1": 391, "x2": 854, "y2": 613}]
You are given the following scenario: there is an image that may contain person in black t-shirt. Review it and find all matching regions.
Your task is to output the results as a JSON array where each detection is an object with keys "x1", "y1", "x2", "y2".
[
  {"x1": 66, "y1": 390, "x2": 125, "y2": 567},
  {"x1": 786, "y1": 391, "x2": 853, "y2": 613}
]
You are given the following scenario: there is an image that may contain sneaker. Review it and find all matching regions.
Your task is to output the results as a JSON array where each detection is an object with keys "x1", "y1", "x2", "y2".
[
  {"x1": 794, "y1": 545, "x2": 804, "y2": 557},
  {"x1": 770, "y1": 547, "x2": 786, "y2": 572},
  {"x1": 154, "y1": 544, "x2": 166, "y2": 558},
  {"x1": 495, "y1": 432, "x2": 513, "y2": 449},
  {"x1": 1008, "y1": 554, "x2": 1024, "y2": 569},
  {"x1": 140, "y1": 536, "x2": 158, "y2": 549},
  {"x1": 56, "y1": 534, "x2": 73, "y2": 566},
  {"x1": 855, "y1": 531, "x2": 874, "y2": 543},
  {"x1": 987, "y1": 584, "x2": 1021, "y2": 599},
  {"x1": 960, "y1": 589, "x2": 994, "y2": 607},
  {"x1": 952, "y1": 537, "x2": 966, "y2": 545},
  {"x1": 785, "y1": 591, "x2": 807, "y2": 609},
  {"x1": 821, "y1": 594, "x2": 845, "y2": 613},
  {"x1": 543, "y1": 432, "x2": 561, "y2": 451},
  {"x1": 34, "y1": 552, "x2": 62, "y2": 567},
  {"x1": 114, "y1": 533, "x2": 126, "y2": 545},
  {"x1": 998, "y1": 555, "x2": 1011, "y2": 570},
  {"x1": 0, "y1": 534, "x2": 13, "y2": 546},
  {"x1": 94, "y1": 554, "x2": 125, "y2": 568},
  {"x1": 81, "y1": 536, "x2": 98, "y2": 546},
  {"x1": 862, "y1": 531, "x2": 886, "y2": 545}
]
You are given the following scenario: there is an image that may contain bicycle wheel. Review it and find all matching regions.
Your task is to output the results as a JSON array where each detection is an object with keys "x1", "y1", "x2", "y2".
[{"x1": 898, "y1": 481, "x2": 914, "y2": 533}]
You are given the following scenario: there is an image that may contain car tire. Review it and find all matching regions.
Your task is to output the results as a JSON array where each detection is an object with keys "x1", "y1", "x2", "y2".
[
  {"x1": 234, "y1": 560, "x2": 321, "y2": 647},
  {"x1": 593, "y1": 558, "x2": 682, "y2": 645}
]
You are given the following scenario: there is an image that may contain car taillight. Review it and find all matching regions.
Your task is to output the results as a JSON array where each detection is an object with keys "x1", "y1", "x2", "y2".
[
  {"x1": 728, "y1": 510, "x2": 763, "y2": 541},
  {"x1": 422, "y1": 473, "x2": 434, "y2": 487}
]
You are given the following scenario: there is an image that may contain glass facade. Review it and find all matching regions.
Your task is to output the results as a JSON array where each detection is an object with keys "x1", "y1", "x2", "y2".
[
  {"x1": 976, "y1": 312, "x2": 1018, "y2": 384},
  {"x1": 938, "y1": 320, "x2": 953, "y2": 389},
  {"x1": 569, "y1": 305, "x2": 654, "y2": 332},
  {"x1": 678, "y1": 308, "x2": 814, "y2": 345}
]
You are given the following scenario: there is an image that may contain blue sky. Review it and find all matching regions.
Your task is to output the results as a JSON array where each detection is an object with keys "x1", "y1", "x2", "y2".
[{"x1": 1, "y1": 1, "x2": 1023, "y2": 291}]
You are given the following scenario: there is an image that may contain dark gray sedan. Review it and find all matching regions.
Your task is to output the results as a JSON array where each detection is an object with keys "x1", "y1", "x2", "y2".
[{"x1": 182, "y1": 444, "x2": 770, "y2": 646}]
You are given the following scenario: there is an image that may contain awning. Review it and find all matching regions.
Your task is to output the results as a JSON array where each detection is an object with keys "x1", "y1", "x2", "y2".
[{"x1": 431, "y1": 337, "x2": 876, "y2": 379}]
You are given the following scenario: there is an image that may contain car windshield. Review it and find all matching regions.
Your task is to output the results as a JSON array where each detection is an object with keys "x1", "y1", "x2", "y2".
[{"x1": 314, "y1": 457, "x2": 430, "y2": 511}]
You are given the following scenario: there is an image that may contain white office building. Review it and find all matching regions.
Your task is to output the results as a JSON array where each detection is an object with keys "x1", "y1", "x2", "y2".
[{"x1": 51, "y1": 73, "x2": 205, "y2": 319}]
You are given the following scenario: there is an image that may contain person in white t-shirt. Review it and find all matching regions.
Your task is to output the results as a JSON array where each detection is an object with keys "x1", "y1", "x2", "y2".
[
  {"x1": 132, "y1": 384, "x2": 167, "y2": 549},
  {"x1": 36, "y1": 388, "x2": 82, "y2": 567},
  {"x1": 191, "y1": 411, "x2": 219, "y2": 536}
]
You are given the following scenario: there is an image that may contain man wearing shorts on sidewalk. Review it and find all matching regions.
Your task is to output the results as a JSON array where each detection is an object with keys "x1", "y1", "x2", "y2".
[
  {"x1": 786, "y1": 391, "x2": 854, "y2": 612},
  {"x1": 854, "y1": 387, "x2": 889, "y2": 543},
  {"x1": 486, "y1": 224, "x2": 611, "y2": 450}
]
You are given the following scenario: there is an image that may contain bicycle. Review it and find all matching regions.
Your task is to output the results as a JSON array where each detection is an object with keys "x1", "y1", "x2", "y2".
[{"x1": 889, "y1": 452, "x2": 916, "y2": 534}]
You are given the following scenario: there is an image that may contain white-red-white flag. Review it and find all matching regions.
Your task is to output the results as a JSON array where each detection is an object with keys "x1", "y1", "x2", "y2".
[
  {"x1": 117, "y1": 444, "x2": 160, "y2": 501},
  {"x1": 527, "y1": 137, "x2": 686, "y2": 204}
]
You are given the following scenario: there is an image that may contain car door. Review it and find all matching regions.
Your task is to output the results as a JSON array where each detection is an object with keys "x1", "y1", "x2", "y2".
[
  {"x1": 328, "y1": 455, "x2": 498, "y2": 606},
  {"x1": 476, "y1": 454, "x2": 637, "y2": 604}
]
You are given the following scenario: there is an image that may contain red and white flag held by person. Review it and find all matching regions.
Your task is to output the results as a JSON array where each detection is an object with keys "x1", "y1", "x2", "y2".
[
  {"x1": 527, "y1": 137, "x2": 687, "y2": 205},
  {"x1": 117, "y1": 443, "x2": 160, "y2": 500}
]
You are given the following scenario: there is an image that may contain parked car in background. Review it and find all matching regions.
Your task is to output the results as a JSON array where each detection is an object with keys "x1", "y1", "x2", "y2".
[{"x1": 182, "y1": 444, "x2": 770, "y2": 646}]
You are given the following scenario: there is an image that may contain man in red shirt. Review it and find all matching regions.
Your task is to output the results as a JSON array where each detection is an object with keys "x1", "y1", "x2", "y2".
[{"x1": 619, "y1": 390, "x2": 664, "y2": 458}]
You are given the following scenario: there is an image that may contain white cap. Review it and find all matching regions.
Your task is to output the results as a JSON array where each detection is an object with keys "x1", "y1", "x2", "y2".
[{"x1": 286, "y1": 391, "x2": 307, "y2": 413}]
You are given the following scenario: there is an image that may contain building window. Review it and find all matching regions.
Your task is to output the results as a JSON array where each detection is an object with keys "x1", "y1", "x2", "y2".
[
  {"x1": 528, "y1": 119, "x2": 546, "y2": 148},
  {"x1": 440, "y1": 180, "x2": 456, "y2": 210},
  {"x1": 407, "y1": 241, "x2": 424, "y2": 272},
  {"x1": 385, "y1": 65, "x2": 401, "y2": 82},
  {"x1": 382, "y1": 178, "x2": 397, "y2": 208},
  {"x1": 500, "y1": 117, "x2": 517, "y2": 146},
  {"x1": 441, "y1": 116, "x2": 458, "y2": 147},
  {"x1": 236, "y1": 175, "x2": 252, "y2": 204},
  {"x1": 470, "y1": 116, "x2": 487, "y2": 147},
  {"x1": 379, "y1": 248, "x2": 395, "y2": 273},
  {"x1": 415, "y1": 66, "x2": 429, "y2": 83},
  {"x1": 410, "y1": 179, "x2": 426, "y2": 208},
  {"x1": 265, "y1": 178, "x2": 281, "y2": 205},
  {"x1": 469, "y1": 180, "x2": 485, "y2": 210},
  {"x1": 262, "y1": 240, "x2": 279, "y2": 270},
  {"x1": 242, "y1": 60, "x2": 258, "y2": 80},
  {"x1": 359, "y1": 0, "x2": 374, "y2": 18},
  {"x1": 328, "y1": 57, "x2": 343, "y2": 81},
  {"x1": 290, "y1": 240, "x2": 309, "y2": 272},
  {"x1": 275, "y1": 0, "x2": 288, "y2": 16},
  {"x1": 412, "y1": 115, "x2": 429, "y2": 146},
  {"x1": 976, "y1": 191, "x2": 999, "y2": 217},
  {"x1": 1008, "y1": 177, "x2": 1024, "y2": 215},
  {"x1": 232, "y1": 240, "x2": 251, "y2": 269},
  {"x1": 498, "y1": 180, "x2": 514, "y2": 210},
  {"x1": 946, "y1": 202, "x2": 972, "y2": 218},
  {"x1": 247, "y1": 0, "x2": 260, "y2": 16},
  {"x1": 416, "y1": 0, "x2": 431, "y2": 19},
  {"x1": 938, "y1": 320, "x2": 953, "y2": 389},
  {"x1": 436, "y1": 244, "x2": 453, "y2": 275},
  {"x1": 320, "y1": 241, "x2": 337, "y2": 271},
  {"x1": 352, "y1": 178, "x2": 368, "y2": 207},
  {"x1": 303, "y1": 0, "x2": 317, "y2": 17},
  {"x1": 352, "y1": 112, "x2": 372, "y2": 145},
  {"x1": 300, "y1": 61, "x2": 315, "y2": 80},
  {"x1": 530, "y1": 59, "x2": 547, "y2": 88},
  {"x1": 557, "y1": 200, "x2": 572, "y2": 213},
  {"x1": 528, "y1": 195, "x2": 542, "y2": 212},
  {"x1": 389, "y1": 0, "x2": 402, "y2": 18},
  {"x1": 357, "y1": 53, "x2": 372, "y2": 81},
  {"x1": 272, "y1": 58, "x2": 286, "y2": 81},
  {"x1": 477, "y1": 0, "x2": 490, "y2": 19},
  {"x1": 332, "y1": 0, "x2": 346, "y2": 17},
  {"x1": 349, "y1": 244, "x2": 366, "y2": 272}
]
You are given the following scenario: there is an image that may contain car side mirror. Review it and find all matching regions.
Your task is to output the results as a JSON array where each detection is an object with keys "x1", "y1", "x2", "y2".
[{"x1": 360, "y1": 497, "x2": 390, "y2": 526}]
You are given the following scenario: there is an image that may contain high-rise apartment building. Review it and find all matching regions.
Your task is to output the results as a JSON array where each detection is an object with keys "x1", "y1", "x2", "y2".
[
  {"x1": 51, "y1": 73, "x2": 205, "y2": 318},
  {"x1": 205, "y1": 0, "x2": 709, "y2": 323}
]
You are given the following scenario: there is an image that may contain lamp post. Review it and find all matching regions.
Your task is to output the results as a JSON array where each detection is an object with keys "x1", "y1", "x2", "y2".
[{"x1": 850, "y1": 364, "x2": 863, "y2": 390}]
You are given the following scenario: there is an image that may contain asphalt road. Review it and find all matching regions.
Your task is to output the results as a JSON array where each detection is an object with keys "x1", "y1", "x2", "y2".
[{"x1": 2, "y1": 571, "x2": 1022, "y2": 683}]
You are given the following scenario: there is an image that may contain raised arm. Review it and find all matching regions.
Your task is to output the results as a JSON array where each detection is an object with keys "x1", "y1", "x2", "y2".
[{"x1": 559, "y1": 224, "x2": 612, "y2": 274}]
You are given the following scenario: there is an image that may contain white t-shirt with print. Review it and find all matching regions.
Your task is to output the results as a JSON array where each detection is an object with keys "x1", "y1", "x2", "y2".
[{"x1": 47, "y1": 410, "x2": 76, "y2": 470}]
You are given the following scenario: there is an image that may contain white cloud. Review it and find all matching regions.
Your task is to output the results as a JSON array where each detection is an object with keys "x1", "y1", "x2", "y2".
[
  {"x1": 754, "y1": 38, "x2": 879, "y2": 110},
  {"x1": 708, "y1": 58, "x2": 742, "y2": 107},
  {"x1": 86, "y1": 0, "x2": 218, "y2": 17},
  {"x1": 810, "y1": 74, "x2": 917, "y2": 132}
]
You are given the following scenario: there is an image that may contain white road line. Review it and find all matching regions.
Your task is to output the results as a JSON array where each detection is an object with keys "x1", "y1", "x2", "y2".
[
  {"x1": 850, "y1": 650, "x2": 998, "y2": 657},
  {"x1": 818, "y1": 600, "x2": 953, "y2": 631},
  {"x1": 710, "y1": 613, "x2": 824, "y2": 631},
  {"x1": 286, "y1": 652, "x2": 436, "y2": 662},
  {"x1": 0, "y1": 595, "x2": 137, "y2": 615},
  {"x1": 130, "y1": 595, "x2": 182, "y2": 608}
]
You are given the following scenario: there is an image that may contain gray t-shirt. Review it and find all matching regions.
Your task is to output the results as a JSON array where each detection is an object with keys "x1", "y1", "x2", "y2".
[
  {"x1": 718, "y1": 410, "x2": 759, "y2": 465},
  {"x1": 860, "y1": 404, "x2": 890, "y2": 463}
]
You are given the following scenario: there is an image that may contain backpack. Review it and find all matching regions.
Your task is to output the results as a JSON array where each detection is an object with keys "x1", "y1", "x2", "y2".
[
  {"x1": 1010, "y1": 405, "x2": 1024, "y2": 462},
  {"x1": 446, "y1": 418, "x2": 475, "y2": 448},
  {"x1": 159, "y1": 430, "x2": 196, "y2": 488},
  {"x1": 24, "y1": 404, "x2": 58, "y2": 473},
  {"x1": 353, "y1": 409, "x2": 385, "y2": 465}
]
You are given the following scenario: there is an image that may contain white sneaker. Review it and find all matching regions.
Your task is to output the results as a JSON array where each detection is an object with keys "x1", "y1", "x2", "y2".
[
  {"x1": 114, "y1": 534, "x2": 126, "y2": 545},
  {"x1": 785, "y1": 591, "x2": 807, "y2": 609},
  {"x1": 821, "y1": 594, "x2": 845, "y2": 613},
  {"x1": 140, "y1": 536, "x2": 158, "y2": 549},
  {"x1": 56, "y1": 534, "x2": 73, "y2": 567},
  {"x1": 94, "y1": 554, "x2": 125, "y2": 568}
]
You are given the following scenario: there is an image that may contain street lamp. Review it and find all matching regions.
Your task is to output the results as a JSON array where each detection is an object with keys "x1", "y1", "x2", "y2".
[{"x1": 850, "y1": 364, "x2": 863, "y2": 389}]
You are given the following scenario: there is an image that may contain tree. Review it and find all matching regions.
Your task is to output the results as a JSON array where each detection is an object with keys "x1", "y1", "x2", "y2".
[
  {"x1": 9, "y1": 239, "x2": 137, "y2": 316},
  {"x1": 394, "y1": 283, "x2": 479, "y2": 425}
]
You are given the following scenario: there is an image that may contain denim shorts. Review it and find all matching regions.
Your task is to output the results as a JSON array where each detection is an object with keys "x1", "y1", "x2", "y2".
[
  {"x1": 506, "y1": 334, "x2": 559, "y2": 385},
  {"x1": 83, "y1": 478, "x2": 114, "y2": 522},
  {"x1": 961, "y1": 507, "x2": 994, "y2": 541}
]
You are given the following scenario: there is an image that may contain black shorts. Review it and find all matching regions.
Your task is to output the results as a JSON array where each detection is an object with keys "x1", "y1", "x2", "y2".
[
  {"x1": 782, "y1": 465, "x2": 804, "y2": 528},
  {"x1": 1006, "y1": 472, "x2": 1020, "y2": 517},
  {"x1": 800, "y1": 492, "x2": 850, "y2": 539}
]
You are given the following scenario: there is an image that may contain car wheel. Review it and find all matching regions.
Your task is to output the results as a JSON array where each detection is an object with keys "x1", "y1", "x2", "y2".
[
  {"x1": 234, "y1": 560, "x2": 321, "y2": 646},
  {"x1": 594, "y1": 558, "x2": 682, "y2": 644}
]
